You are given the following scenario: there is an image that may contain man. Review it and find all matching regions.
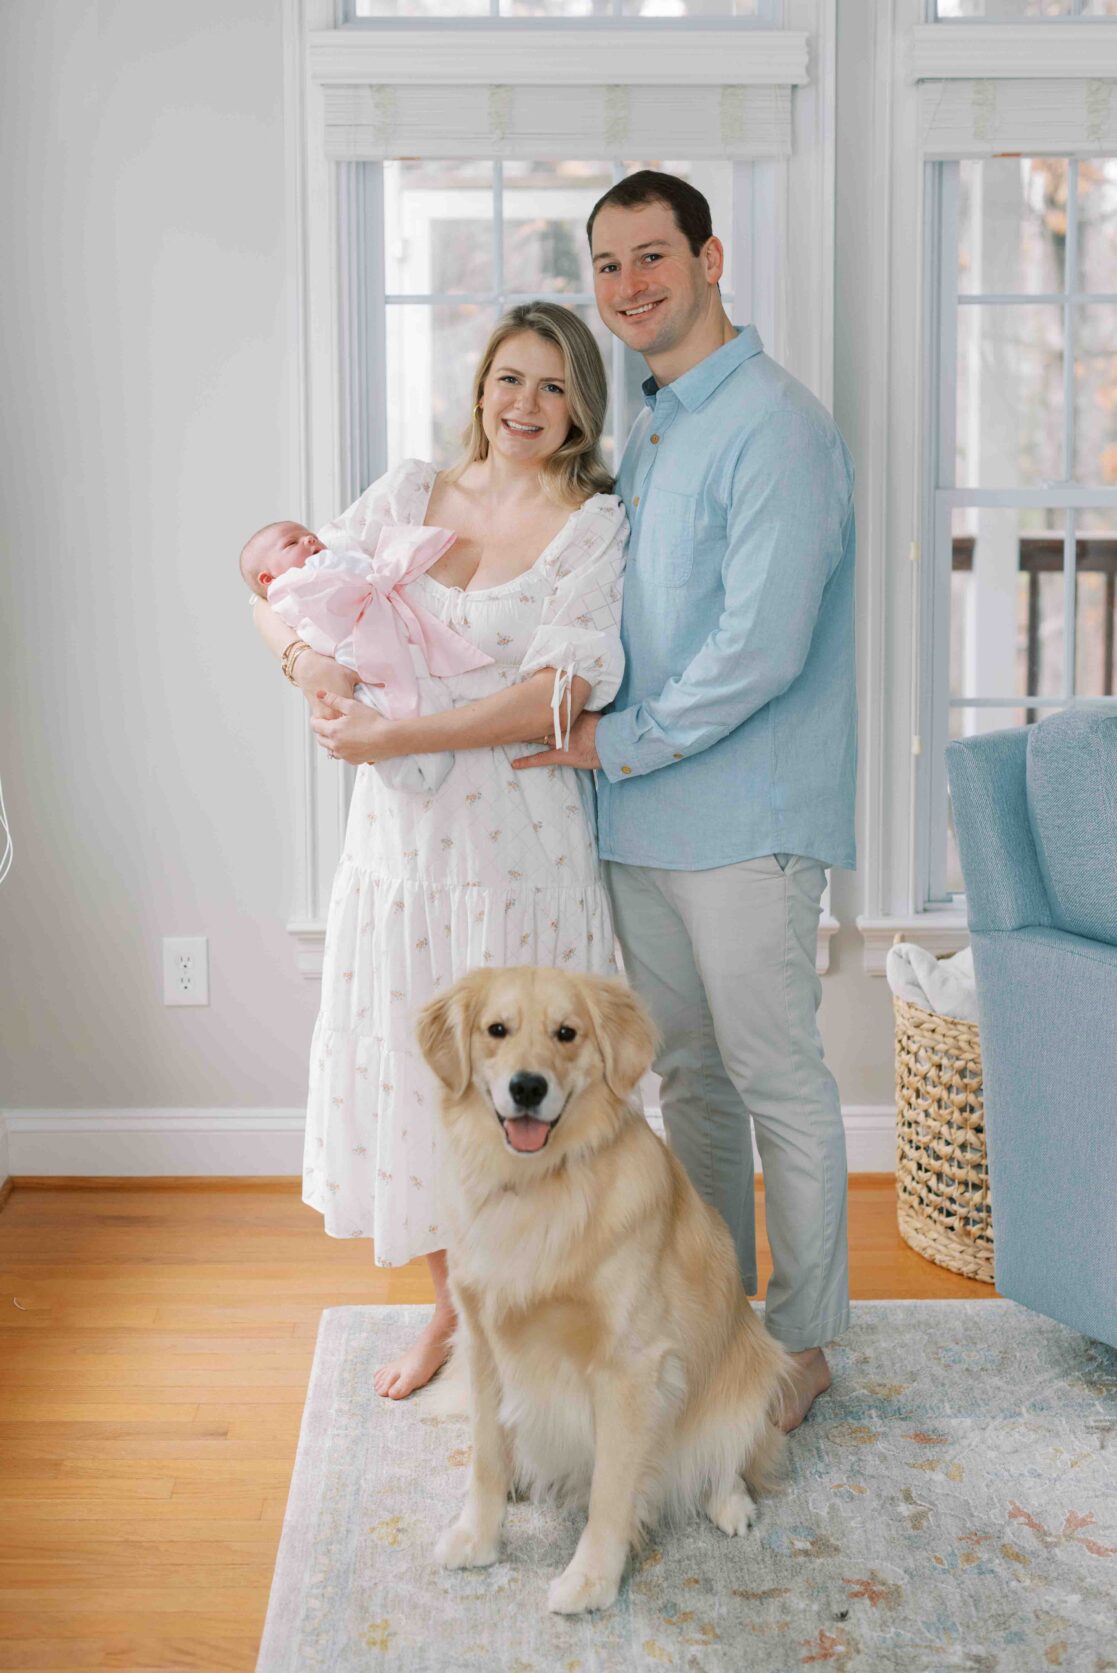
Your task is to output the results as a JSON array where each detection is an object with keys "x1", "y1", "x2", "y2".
[{"x1": 515, "y1": 171, "x2": 856, "y2": 1431}]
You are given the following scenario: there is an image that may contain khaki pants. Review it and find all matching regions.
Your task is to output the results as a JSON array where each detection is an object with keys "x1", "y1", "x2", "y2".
[{"x1": 604, "y1": 854, "x2": 849, "y2": 1351}]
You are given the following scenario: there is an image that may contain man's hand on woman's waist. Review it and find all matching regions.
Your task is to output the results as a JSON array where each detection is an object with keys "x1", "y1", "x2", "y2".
[{"x1": 512, "y1": 711, "x2": 601, "y2": 773}]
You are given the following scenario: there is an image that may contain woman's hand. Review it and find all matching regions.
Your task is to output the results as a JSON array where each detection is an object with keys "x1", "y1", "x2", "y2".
[
  {"x1": 310, "y1": 692, "x2": 400, "y2": 765},
  {"x1": 294, "y1": 650, "x2": 359, "y2": 718}
]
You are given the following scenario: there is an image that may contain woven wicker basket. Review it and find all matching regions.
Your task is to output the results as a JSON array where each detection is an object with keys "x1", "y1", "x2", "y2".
[{"x1": 893, "y1": 994, "x2": 995, "y2": 1283}]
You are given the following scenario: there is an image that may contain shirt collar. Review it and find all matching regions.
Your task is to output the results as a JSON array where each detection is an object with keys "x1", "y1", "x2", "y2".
[{"x1": 642, "y1": 324, "x2": 763, "y2": 413}]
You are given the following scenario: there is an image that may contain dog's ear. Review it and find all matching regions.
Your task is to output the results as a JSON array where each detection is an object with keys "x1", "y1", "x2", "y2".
[
  {"x1": 582, "y1": 976, "x2": 658, "y2": 1100},
  {"x1": 415, "y1": 975, "x2": 480, "y2": 1099}
]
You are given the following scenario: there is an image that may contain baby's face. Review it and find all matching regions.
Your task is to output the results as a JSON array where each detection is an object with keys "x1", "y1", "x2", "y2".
[{"x1": 256, "y1": 522, "x2": 325, "y2": 588}]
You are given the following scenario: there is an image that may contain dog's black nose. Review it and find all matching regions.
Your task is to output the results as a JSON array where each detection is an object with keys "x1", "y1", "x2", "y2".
[{"x1": 509, "y1": 1071, "x2": 548, "y2": 1110}]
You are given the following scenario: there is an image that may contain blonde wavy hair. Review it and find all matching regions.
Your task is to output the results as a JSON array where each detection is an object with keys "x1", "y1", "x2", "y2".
[{"x1": 448, "y1": 303, "x2": 614, "y2": 505}]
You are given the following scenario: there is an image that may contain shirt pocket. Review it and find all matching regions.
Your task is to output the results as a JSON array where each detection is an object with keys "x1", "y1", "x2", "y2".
[{"x1": 640, "y1": 486, "x2": 696, "y2": 589}]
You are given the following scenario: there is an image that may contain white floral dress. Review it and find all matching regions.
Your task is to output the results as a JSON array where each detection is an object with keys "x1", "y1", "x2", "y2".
[{"x1": 302, "y1": 459, "x2": 629, "y2": 1266}]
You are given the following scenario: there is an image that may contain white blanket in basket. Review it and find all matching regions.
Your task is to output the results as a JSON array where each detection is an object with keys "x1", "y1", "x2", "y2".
[{"x1": 885, "y1": 943, "x2": 978, "y2": 1023}]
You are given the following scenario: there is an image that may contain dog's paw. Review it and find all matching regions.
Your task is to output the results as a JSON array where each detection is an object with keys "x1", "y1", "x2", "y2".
[
  {"x1": 547, "y1": 1561, "x2": 621, "y2": 1615},
  {"x1": 705, "y1": 1482, "x2": 757, "y2": 1537},
  {"x1": 435, "y1": 1520, "x2": 501, "y2": 1570}
]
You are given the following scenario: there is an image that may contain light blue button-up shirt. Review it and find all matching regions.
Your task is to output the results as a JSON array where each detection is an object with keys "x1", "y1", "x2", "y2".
[{"x1": 595, "y1": 325, "x2": 857, "y2": 872}]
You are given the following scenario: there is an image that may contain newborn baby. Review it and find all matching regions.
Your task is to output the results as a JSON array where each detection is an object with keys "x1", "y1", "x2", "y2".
[{"x1": 241, "y1": 519, "x2": 493, "y2": 794}]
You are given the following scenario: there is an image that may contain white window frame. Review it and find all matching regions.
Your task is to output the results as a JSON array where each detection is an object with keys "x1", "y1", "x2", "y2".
[
  {"x1": 368, "y1": 161, "x2": 753, "y2": 478},
  {"x1": 923, "y1": 158, "x2": 1117, "y2": 909},
  {"x1": 280, "y1": 0, "x2": 838, "y2": 979},
  {"x1": 855, "y1": 0, "x2": 1117, "y2": 973}
]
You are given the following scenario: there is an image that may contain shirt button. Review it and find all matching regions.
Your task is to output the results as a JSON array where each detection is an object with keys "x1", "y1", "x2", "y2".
[
  {"x1": 632, "y1": 495, "x2": 640, "y2": 507},
  {"x1": 621, "y1": 765, "x2": 633, "y2": 775},
  {"x1": 650, "y1": 433, "x2": 661, "y2": 444},
  {"x1": 672, "y1": 753, "x2": 683, "y2": 760}
]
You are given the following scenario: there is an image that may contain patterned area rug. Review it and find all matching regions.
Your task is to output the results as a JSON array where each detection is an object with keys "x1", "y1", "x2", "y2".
[{"x1": 256, "y1": 1302, "x2": 1117, "y2": 1673}]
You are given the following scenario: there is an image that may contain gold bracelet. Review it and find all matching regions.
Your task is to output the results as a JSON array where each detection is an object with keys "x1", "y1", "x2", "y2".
[{"x1": 281, "y1": 639, "x2": 312, "y2": 685}]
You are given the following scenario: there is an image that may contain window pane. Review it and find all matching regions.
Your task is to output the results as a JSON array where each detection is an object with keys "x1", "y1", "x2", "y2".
[
  {"x1": 958, "y1": 159, "x2": 1066, "y2": 296},
  {"x1": 1075, "y1": 511, "x2": 1117, "y2": 695},
  {"x1": 502, "y1": 162, "x2": 610, "y2": 297},
  {"x1": 956, "y1": 304, "x2": 1064, "y2": 486},
  {"x1": 950, "y1": 508, "x2": 1066, "y2": 699},
  {"x1": 936, "y1": 1, "x2": 1075, "y2": 15},
  {"x1": 501, "y1": 0, "x2": 601, "y2": 14},
  {"x1": 385, "y1": 162, "x2": 495, "y2": 297},
  {"x1": 1077, "y1": 161, "x2": 1117, "y2": 293},
  {"x1": 623, "y1": 0, "x2": 771, "y2": 13},
  {"x1": 1073, "y1": 303, "x2": 1117, "y2": 484},
  {"x1": 385, "y1": 303, "x2": 494, "y2": 467},
  {"x1": 354, "y1": 0, "x2": 490, "y2": 14}
]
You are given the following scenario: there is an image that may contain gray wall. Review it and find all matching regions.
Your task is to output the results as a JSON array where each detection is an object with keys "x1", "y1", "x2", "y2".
[{"x1": 0, "y1": 0, "x2": 896, "y2": 1125}]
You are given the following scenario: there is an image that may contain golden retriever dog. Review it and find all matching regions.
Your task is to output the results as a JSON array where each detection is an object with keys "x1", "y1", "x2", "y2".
[{"x1": 416, "y1": 965, "x2": 792, "y2": 1616}]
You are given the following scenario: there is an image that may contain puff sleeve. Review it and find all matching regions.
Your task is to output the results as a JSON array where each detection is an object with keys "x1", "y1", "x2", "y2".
[
  {"x1": 316, "y1": 459, "x2": 435, "y2": 550},
  {"x1": 517, "y1": 495, "x2": 628, "y2": 748}
]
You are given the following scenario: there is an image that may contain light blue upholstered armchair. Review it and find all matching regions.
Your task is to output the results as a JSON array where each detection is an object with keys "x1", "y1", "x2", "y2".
[{"x1": 945, "y1": 708, "x2": 1117, "y2": 1351}]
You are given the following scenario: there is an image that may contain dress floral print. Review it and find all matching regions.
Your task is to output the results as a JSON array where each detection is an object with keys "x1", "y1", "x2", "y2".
[{"x1": 302, "y1": 459, "x2": 628, "y2": 1266}]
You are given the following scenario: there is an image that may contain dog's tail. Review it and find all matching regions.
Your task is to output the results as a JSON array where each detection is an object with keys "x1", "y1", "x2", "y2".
[{"x1": 741, "y1": 1334, "x2": 796, "y2": 1494}]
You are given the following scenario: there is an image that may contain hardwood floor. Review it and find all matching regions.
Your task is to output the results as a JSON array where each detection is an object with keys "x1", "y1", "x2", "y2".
[{"x1": 0, "y1": 1179, "x2": 996, "y2": 1673}]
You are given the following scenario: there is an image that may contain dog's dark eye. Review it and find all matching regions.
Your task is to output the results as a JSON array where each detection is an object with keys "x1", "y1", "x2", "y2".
[
  {"x1": 487, "y1": 1022, "x2": 508, "y2": 1038},
  {"x1": 556, "y1": 1025, "x2": 577, "y2": 1043}
]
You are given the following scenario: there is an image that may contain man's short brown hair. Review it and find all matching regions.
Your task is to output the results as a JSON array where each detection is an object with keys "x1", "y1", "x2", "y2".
[{"x1": 586, "y1": 170, "x2": 714, "y2": 258}]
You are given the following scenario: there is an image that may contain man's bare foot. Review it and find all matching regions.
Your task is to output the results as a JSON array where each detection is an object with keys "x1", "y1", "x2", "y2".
[
  {"x1": 374, "y1": 1309, "x2": 454, "y2": 1401},
  {"x1": 779, "y1": 1346, "x2": 832, "y2": 1433}
]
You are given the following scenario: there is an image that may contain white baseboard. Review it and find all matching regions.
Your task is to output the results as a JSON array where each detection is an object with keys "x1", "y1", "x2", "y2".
[
  {"x1": 840, "y1": 1106, "x2": 898, "y2": 1172},
  {"x1": 0, "y1": 1105, "x2": 896, "y2": 1179},
  {"x1": 0, "y1": 1109, "x2": 307, "y2": 1178}
]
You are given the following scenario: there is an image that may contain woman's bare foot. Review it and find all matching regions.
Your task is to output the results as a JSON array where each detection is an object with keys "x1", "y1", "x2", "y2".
[
  {"x1": 374, "y1": 1307, "x2": 455, "y2": 1401},
  {"x1": 779, "y1": 1346, "x2": 832, "y2": 1433}
]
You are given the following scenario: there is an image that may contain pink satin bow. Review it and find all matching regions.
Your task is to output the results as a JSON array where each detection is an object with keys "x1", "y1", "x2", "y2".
[{"x1": 268, "y1": 523, "x2": 494, "y2": 719}]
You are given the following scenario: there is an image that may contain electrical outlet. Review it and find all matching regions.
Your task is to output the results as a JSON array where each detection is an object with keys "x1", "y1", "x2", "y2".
[{"x1": 163, "y1": 936, "x2": 209, "y2": 1006}]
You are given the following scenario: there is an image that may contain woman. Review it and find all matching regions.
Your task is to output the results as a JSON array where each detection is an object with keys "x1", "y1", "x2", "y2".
[{"x1": 254, "y1": 303, "x2": 628, "y2": 1398}]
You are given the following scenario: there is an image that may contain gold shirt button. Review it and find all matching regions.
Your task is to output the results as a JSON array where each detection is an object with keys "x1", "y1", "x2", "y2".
[
  {"x1": 650, "y1": 433, "x2": 660, "y2": 444},
  {"x1": 673, "y1": 753, "x2": 683, "y2": 760},
  {"x1": 632, "y1": 495, "x2": 640, "y2": 507},
  {"x1": 621, "y1": 765, "x2": 633, "y2": 775}
]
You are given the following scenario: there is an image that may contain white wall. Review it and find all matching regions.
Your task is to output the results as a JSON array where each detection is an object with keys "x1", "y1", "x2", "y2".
[
  {"x1": 0, "y1": 0, "x2": 319, "y2": 1128},
  {"x1": 0, "y1": 0, "x2": 897, "y2": 1176}
]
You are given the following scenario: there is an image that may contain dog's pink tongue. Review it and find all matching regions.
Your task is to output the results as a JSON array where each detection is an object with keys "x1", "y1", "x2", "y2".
[{"x1": 504, "y1": 1116, "x2": 551, "y2": 1154}]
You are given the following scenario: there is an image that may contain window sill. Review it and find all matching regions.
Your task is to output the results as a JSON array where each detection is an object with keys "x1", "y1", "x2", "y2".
[{"x1": 856, "y1": 912, "x2": 970, "y2": 977}]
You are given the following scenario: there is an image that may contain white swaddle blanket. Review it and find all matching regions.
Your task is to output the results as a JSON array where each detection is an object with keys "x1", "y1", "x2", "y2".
[{"x1": 885, "y1": 942, "x2": 978, "y2": 1023}]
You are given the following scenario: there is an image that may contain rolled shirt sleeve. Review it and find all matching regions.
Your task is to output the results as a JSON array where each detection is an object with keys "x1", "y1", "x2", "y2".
[
  {"x1": 596, "y1": 409, "x2": 853, "y2": 783},
  {"x1": 517, "y1": 497, "x2": 628, "y2": 746}
]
